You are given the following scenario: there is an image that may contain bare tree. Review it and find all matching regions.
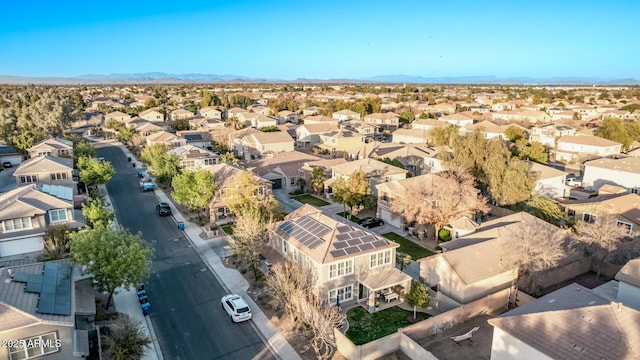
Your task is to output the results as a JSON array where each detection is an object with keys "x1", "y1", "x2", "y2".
[
  {"x1": 502, "y1": 217, "x2": 568, "y2": 298},
  {"x1": 298, "y1": 292, "x2": 346, "y2": 359},
  {"x1": 265, "y1": 261, "x2": 315, "y2": 316},
  {"x1": 229, "y1": 211, "x2": 266, "y2": 280},
  {"x1": 572, "y1": 213, "x2": 629, "y2": 279},
  {"x1": 390, "y1": 168, "x2": 488, "y2": 244}
]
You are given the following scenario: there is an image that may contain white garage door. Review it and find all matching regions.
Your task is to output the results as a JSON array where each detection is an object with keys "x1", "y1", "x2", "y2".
[
  {"x1": 380, "y1": 208, "x2": 403, "y2": 228},
  {"x1": 0, "y1": 236, "x2": 43, "y2": 257},
  {"x1": 0, "y1": 155, "x2": 23, "y2": 166}
]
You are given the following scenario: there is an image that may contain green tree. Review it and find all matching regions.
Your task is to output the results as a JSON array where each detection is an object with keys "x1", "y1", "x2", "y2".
[
  {"x1": 514, "y1": 139, "x2": 548, "y2": 164},
  {"x1": 69, "y1": 226, "x2": 154, "y2": 309},
  {"x1": 428, "y1": 124, "x2": 460, "y2": 147},
  {"x1": 41, "y1": 224, "x2": 71, "y2": 261},
  {"x1": 82, "y1": 198, "x2": 115, "y2": 229},
  {"x1": 75, "y1": 139, "x2": 95, "y2": 159},
  {"x1": 399, "y1": 109, "x2": 415, "y2": 124},
  {"x1": 171, "y1": 170, "x2": 217, "y2": 221},
  {"x1": 170, "y1": 119, "x2": 190, "y2": 132},
  {"x1": 223, "y1": 171, "x2": 283, "y2": 223},
  {"x1": 504, "y1": 125, "x2": 525, "y2": 142},
  {"x1": 260, "y1": 125, "x2": 281, "y2": 132},
  {"x1": 140, "y1": 144, "x2": 180, "y2": 183},
  {"x1": 144, "y1": 98, "x2": 158, "y2": 109},
  {"x1": 594, "y1": 117, "x2": 639, "y2": 150},
  {"x1": 77, "y1": 156, "x2": 115, "y2": 186},
  {"x1": 102, "y1": 317, "x2": 152, "y2": 360},
  {"x1": 573, "y1": 112, "x2": 581, "y2": 120},
  {"x1": 331, "y1": 170, "x2": 370, "y2": 218},
  {"x1": 219, "y1": 152, "x2": 240, "y2": 166},
  {"x1": 376, "y1": 157, "x2": 405, "y2": 169},
  {"x1": 404, "y1": 280, "x2": 430, "y2": 319},
  {"x1": 516, "y1": 194, "x2": 563, "y2": 225},
  {"x1": 310, "y1": 167, "x2": 327, "y2": 195},
  {"x1": 225, "y1": 116, "x2": 243, "y2": 130},
  {"x1": 117, "y1": 126, "x2": 136, "y2": 144},
  {"x1": 396, "y1": 252, "x2": 412, "y2": 272},
  {"x1": 486, "y1": 156, "x2": 537, "y2": 206}
]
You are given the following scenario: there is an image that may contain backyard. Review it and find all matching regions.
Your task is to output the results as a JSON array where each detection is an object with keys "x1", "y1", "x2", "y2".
[
  {"x1": 383, "y1": 232, "x2": 435, "y2": 259},
  {"x1": 292, "y1": 194, "x2": 330, "y2": 207},
  {"x1": 346, "y1": 306, "x2": 429, "y2": 345}
]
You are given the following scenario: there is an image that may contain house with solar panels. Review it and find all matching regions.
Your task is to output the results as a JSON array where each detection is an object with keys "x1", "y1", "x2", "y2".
[
  {"x1": 268, "y1": 204, "x2": 412, "y2": 308},
  {"x1": 0, "y1": 260, "x2": 96, "y2": 359}
]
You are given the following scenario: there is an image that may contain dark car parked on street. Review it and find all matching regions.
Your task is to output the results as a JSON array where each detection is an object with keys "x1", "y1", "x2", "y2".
[
  {"x1": 156, "y1": 202, "x2": 172, "y2": 216},
  {"x1": 358, "y1": 217, "x2": 384, "y2": 228}
]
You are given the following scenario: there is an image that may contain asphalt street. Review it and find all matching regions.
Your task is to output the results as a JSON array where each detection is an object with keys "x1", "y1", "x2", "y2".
[{"x1": 97, "y1": 144, "x2": 274, "y2": 360}]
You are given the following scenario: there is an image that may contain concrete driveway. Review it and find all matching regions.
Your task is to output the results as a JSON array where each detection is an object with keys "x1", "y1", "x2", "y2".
[{"x1": 0, "y1": 167, "x2": 17, "y2": 194}]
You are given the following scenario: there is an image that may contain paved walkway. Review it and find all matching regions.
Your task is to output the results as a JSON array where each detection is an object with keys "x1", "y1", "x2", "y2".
[{"x1": 103, "y1": 139, "x2": 300, "y2": 360}]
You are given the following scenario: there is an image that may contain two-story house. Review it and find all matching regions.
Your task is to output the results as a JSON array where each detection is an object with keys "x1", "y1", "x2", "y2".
[
  {"x1": 170, "y1": 108, "x2": 195, "y2": 121},
  {"x1": 582, "y1": 156, "x2": 640, "y2": 192},
  {"x1": 303, "y1": 115, "x2": 340, "y2": 126},
  {"x1": 438, "y1": 113, "x2": 474, "y2": 127},
  {"x1": 317, "y1": 129, "x2": 365, "y2": 157},
  {"x1": 203, "y1": 163, "x2": 273, "y2": 222},
  {"x1": 278, "y1": 110, "x2": 299, "y2": 124},
  {"x1": 552, "y1": 136, "x2": 622, "y2": 163},
  {"x1": 268, "y1": 204, "x2": 411, "y2": 307},
  {"x1": 14, "y1": 156, "x2": 75, "y2": 189},
  {"x1": 138, "y1": 107, "x2": 165, "y2": 123},
  {"x1": 168, "y1": 144, "x2": 220, "y2": 171},
  {"x1": 360, "y1": 142, "x2": 448, "y2": 176},
  {"x1": 145, "y1": 131, "x2": 188, "y2": 149},
  {"x1": 332, "y1": 109, "x2": 361, "y2": 122},
  {"x1": 326, "y1": 157, "x2": 406, "y2": 198},
  {"x1": 390, "y1": 128, "x2": 430, "y2": 144},
  {"x1": 246, "y1": 151, "x2": 321, "y2": 191},
  {"x1": 341, "y1": 121, "x2": 383, "y2": 142},
  {"x1": 249, "y1": 114, "x2": 279, "y2": 129},
  {"x1": 0, "y1": 185, "x2": 80, "y2": 257},
  {"x1": 528, "y1": 161, "x2": 569, "y2": 199},
  {"x1": 561, "y1": 193, "x2": 640, "y2": 235},
  {"x1": 615, "y1": 258, "x2": 640, "y2": 311},
  {"x1": 295, "y1": 123, "x2": 339, "y2": 147},
  {"x1": 464, "y1": 120, "x2": 515, "y2": 140},
  {"x1": 230, "y1": 129, "x2": 295, "y2": 161},
  {"x1": 529, "y1": 124, "x2": 577, "y2": 147},
  {"x1": 363, "y1": 112, "x2": 400, "y2": 131},
  {"x1": 176, "y1": 130, "x2": 212, "y2": 149},
  {"x1": 104, "y1": 110, "x2": 131, "y2": 123},
  {"x1": 199, "y1": 106, "x2": 224, "y2": 120},
  {"x1": 28, "y1": 138, "x2": 73, "y2": 158}
]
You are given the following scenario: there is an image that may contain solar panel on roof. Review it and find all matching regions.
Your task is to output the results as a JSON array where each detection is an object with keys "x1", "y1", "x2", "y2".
[
  {"x1": 344, "y1": 246, "x2": 360, "y2": 255},
  {"x1": 358, "y1": 243, "x2": 374, "y2": 251},
  {"x1": 333, "y1": 241, "x2": 349, "y2": 249},
  {"x1": 336, "y1": 233, "x2": 350, "y2": 241},
  {"x1": 337, "y1": 226, "x2": 350, "y2": 233},
  {"x1": 278, "y1": 222, "x2": 294, "y2": 234},
  {"x1": 359, "y1": 235, "x2": 376, "y2": 244},
  {"x1": 37, "y1": 262, "x2": 71, "y2": 316},
  {"x1": 371, "y1": 240, "x2": 388, "y2": 249},
  {"x1": 330, "y1": 249, "x2": 347, "y2": 258},
  {"x1": 347, "y1": 239, "x2": 362, "y2": 246},
  {"x1": 307, "y1": 239, "x2": 323, "y2": 249},
  {"x1": 349, "y1": 231, "x2": 364, "y2": 238}
]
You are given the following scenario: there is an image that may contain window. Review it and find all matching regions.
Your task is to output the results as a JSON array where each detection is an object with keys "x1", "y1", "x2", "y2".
[
  {"x1": 292, "y1": 247, "x2": 298, "y2": 262},
  {"x1": 49, "y1": 209, "x2": 68, "y2": 223},
  {"x1": 329, "y1": 260, "x2": 353, "y2": 279},
  {"x1": 617, "y1": 220, "x2": 633, "y2": 234},
  {"x1": 290, "y1": 177, "x2": 296, "y2": 186},
  {"x1": 3, "y1": 217, "x2": 32, "y2": 232},
  {"x1": 204, "y1": 158, "x2": 217, "y2": 165},
  {"x1": 631, "y1": 188, "x2": 640, "y2": 194},
  {"x1": 282, "y1": 240, "x2": 288, "y2": 254},
  {"x1": 19, "y1": 175, "x2": 38, "y2": 184},
  {"x1": 582, "y1": 213, "x2": 597, "y2": 224},
  {"x1": 37, "y1": 151, "x2": 51, "y2": 157},
  {"x1": 370, "y1": 250, "x2": 392, "y2": 268},
  {"x1": 567, "y1": 209, "x2": 576, "y2": 218},
  {"x1": 50, "y1": 172, "x2": 68, "y2": 181},
  {"x1": 8, "y1": 331, "x2": 60, "y2": 359},
  {"x1": 328, "y1": 285, "x2": 353, "y2": 303}
]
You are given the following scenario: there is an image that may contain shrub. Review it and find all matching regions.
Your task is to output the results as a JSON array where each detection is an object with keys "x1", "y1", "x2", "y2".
[{"x1": 438, "y1": 229, "x2": 451, "y2": 242}]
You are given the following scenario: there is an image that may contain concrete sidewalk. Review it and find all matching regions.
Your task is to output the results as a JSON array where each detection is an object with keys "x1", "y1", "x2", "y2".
[{"x1": 107, "y1": 140, "x2": 300, "y2": 360}]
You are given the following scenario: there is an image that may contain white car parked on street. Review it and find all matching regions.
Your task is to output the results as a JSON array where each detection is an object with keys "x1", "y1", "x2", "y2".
[{"x1": 221, "y1": 294, "x2": 252, "y2": 323}]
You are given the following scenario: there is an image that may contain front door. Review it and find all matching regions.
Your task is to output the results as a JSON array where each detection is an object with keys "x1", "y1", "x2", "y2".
[{"x1": 358, "y1": 284, "x2": 369, "y2": 301}]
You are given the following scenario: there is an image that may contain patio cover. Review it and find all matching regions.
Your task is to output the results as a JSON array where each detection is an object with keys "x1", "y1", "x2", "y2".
[{"x1": 360, "y1": 268, "x2": 412, "y2": 292}]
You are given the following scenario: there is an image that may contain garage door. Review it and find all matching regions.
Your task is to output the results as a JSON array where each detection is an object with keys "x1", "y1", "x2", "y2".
[
  {"x1": 0, "y1": 236, "x2": 43, "y2": 257},
  {"x1": 0, "y1": 155, "x2": 23, "y2": 166},
  {"x1": 271, "y1": 178, "x2": 282, "y2": 189},
  {"x1": 380, "y1": 208, "x2": 402, "y2": 228}
]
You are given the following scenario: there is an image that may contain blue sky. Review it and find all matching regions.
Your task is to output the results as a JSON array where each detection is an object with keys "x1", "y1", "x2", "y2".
[{"x1": 1, "y1": 0, "x2": 638, "y2": 80}]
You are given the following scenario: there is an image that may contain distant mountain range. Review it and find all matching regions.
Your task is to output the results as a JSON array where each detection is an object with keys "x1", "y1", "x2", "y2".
[{"x1": 0, "y1": 73, "x2": 638, "y2": 85}]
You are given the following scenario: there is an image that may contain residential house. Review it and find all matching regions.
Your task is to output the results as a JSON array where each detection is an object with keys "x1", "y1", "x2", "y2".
[
  {"x1": 342, "y1": 121, "x2": 383, "y2": 142},
  {"x1": 303, "y1": 115, "x2": 340, "y2": 126},
  {"x1": 518, "y1": 109, "x2": 551, "y2": 123},
  {"x1": 28, "y1": 138, "x2": 73, "y2": 158},
  {"x1": 104, "y1": 110, "x2": 131, "y2": 123},
  {"x1": 438, "y1": 113, "x2": 474, "y2": 127},
  {"x1": 427, "y1": 103, "x2": 456, "y2": 115},
  {"x1": 227, "y1": 107, "x2": 249, "y2": 121},
  {"x1": 491, "y1": 110, "x2": 520, "y2": 122},
  {"x1": 295, "y1": 123, "x2": 339, "y2": 147},
  {"x1": 363, "y1": 112, "x2": 400, "y2": 131},
  {"x1": 490, "y1": 102, "x2": 515, "y2": 112},
  {"x1": 278, "y1": 110, "x2": 299, "y2": 124},
  {"x1": 419, "y1": 212, "x2": 567, "y2": 311},
  {"x1": 168, "y1": 144, "x2": 219, "y2": 171},
  {"x1": 138, "y1": 107, "x2": 165, "y2": 123},
  {"x1": 390, "y1": 128, "x2": 430, "y2": 144},
  {"x1": 358, "y1": 142, "x2": 448, "y2": 176},
  {"x1": 528, "y1": 161, "x2": 570, "y2": 199},
  {"x1": 268, "y1": 204, "x2": 411, "y2": 307},
  {"x1": 247, "y1": 151, "x2": 321, "y2": 191},
  {"x1": 552, "y1": 136, "x2": 622, "y2": 163},
  {"x1": 549, "y1": 108, "x2": 576, "y2": 121},
  {"x1": 176, "y1": 130, "x2": 212, "y2": 149},
  {"x1": 615, "y1": 258, "x2": 640, "y2": 311},
  {"x1": 133, "y1": 121, "x2": 164, "y2": 137},
  {"x1": 602, "y1": 109, "x2": 632, "y2": 120},
  {"x1": 326, "y1": 157, "x2": 406, "y2": 198},
  {"x1": 582, "y1": 156, "x2": 640, "y2": 192},
  {"x1": 561, "y1": 193, "x2": 640, "y2": 235},
  {"x1": 297, "y1": 158, "x2": 348, "y2": 193},
  {"x1": 411, "y1": 118, "x2": 450, "y2": 132},
  {"x1": 199, "y1": 106, "x2": 224, "y2": 120},
  {"x1": 170, "y1": 108, "x2": 195, "y2": 121},
  {"x1": 248, "y1": 105, "x2": 273, "y2": 116},
  {"x1": 332, "y1": 109, "x2": 361, "y2": 122},
  {"x1": 229, "y1": 128, "x2": 295, "y2": 161},
  {"x1": 0, "y1": 185, "x2": 81, "y2": 256},
  {"x1": 302, "y1": 106, "x2": 320, "y2": 116},
  {"x1": 250, "y1": 114, "x2": 279, "y2": 129},
  {"x1": 189, "y1": 117, "x2": 225, "y2": 130},
  {"x1": 464, "y1": 120, "x2": 509, "y2": 139},
  {"x1": 529, "y1": 124, "x2": 577, "y2": 147},
  {"x1": 14, "y1": 156, "x2": 75, "y2": 189},
  {"x1": 203, "y1": 163, "x2": 273, "y2": 222},
  {"x1": 489, "y1": 283, "x2": 640, "y2": 360},
  {"x1": 317, "y1": 129, "x2": 365, "y2": 157},
  {"x1": 569, "y1": 104, "x2": 600, "y2": 120},
  {"x1": 0, "y1": 261, "x2": 96, "y2": 359},
  {"x1": 145, "y1": 131, "x2": 188, "y2": 149}
]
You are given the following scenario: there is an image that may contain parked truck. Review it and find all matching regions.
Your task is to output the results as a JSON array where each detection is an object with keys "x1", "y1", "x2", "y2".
[{"x1": 139, "y1": 179, "x2": 155, "y2": 191}]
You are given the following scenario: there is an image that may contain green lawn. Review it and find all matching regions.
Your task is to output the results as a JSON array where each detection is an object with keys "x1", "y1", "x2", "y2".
[
  {"x1": 337, "y1": 212, "x2": 361, "y2": 223},
  {"x1": 221, "y1": 225, "x2": 234, "y2": 235},
  {"x1": 383, "y1": 232, "x2": 435, "y2": 259},
  {"x1": 292, "y1": 194, "x2": 330, "y2": 207},
  {"x1": 346, "y1": 306, "x2": 429, "y2": 345}
]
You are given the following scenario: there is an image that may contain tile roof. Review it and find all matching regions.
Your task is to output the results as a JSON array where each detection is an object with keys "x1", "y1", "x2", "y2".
[
  {"x1": 584, "y1": 156, "x2": 640, "y2": 174},
  {"x1": 563, "y1": 193, "x2": 640, "y2": 224},
  {"x1": 250, "y1": 130, "x2": 294, "y2": 144},
  {"x1": 0, "y1": 185, "x2": 72, "y2": 221},
  {"x1": 13, "y1": 155, "x2": 73, "y2": 175},
  {"x1": 528, "y1": 161, "x2": 568, "y2": 180},
  {"x1": 331, "y1": 157, "x2": 406, "y2": 177},
  {"x1": 557, "y1": 135, "x2": 622, "y2": 147},
  {"x1": 615, "y1": 258, "x2": 640, "y2": 287},
  {"x1": 489, "y1": 283, "x2": 640, "y2": 360},
  {"x1": 272, "y1": 204, "x2": 398, "y2": 263}
]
